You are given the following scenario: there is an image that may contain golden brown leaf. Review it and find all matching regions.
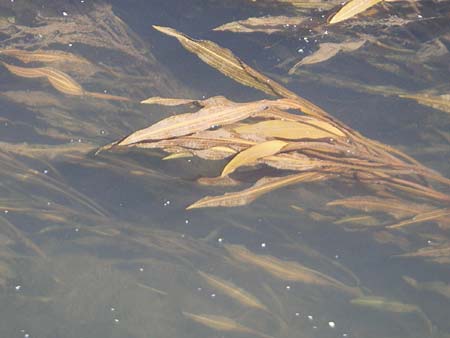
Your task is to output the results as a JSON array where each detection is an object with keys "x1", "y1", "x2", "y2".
[
  {"x1": 153, "y1": 25, "x2": 299, "y2": 100},
  {"x1": 213, "y1": 16, "x2": 307, "y2": 34},
  {"x1": 329, "y1": 0, "x2": 383, "y2": 24},
  {"x1": 140, "y1": 96, "x2": 197, "y2": 106},
  {"x1": 0, "y1": 49, "x2": 91, "y2": 65},
  {"x1": 234, "y1": 119, "x2": 345, "y2": 139},
  {"x1": 118, "y1": 98, "x2": 293, "y2": 145},
  {"x1": 221, "y1": 140, "x2": 288, "y2": 177},
  {"x1": 187, "y1": 172, "x2": 329, "y2": 209}
]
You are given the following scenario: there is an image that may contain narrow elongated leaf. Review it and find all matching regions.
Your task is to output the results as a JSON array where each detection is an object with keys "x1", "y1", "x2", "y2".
[
  {"x1": 234, "y1": 119, "x2": 344, "y2": 139},
  {"x1": 187, "y1": 172, "x2": 328, "y2": 209},
  {"x1": 329, "y1": 0, "x2": 383, "y2": 24},
  {"x1": 387, "y1": 208, "x2": 450, "y2": 229},
  {"x1": 213, "y1": 16, "x2": 307, "y2": 34},
  {"x1": 225, "y1": 244, "x2": 362, "y2": 296},
  {"x1": 0, "y1": 49, "x2": 91, "y2": 65},
  {"x1": 118, "y1": 99, "x2": 292, "y2": 145},
  {"x1": 141, "y1": 96, "x2": 196, "y2": 106},
  {"x1": 182, "y1": 312, "x2": 272, "y2": 338},
  {"x1": 198, "y1": 271, "x2": 267, "y2": 311},
  {"x1": 289, "y1": 40, "x2": 366, "y2": 73},
  {"x1": 152, "y1": 25, "x2": 299, "y2": 100},
  {"x1": 2, "y1": 62, "x2": 129, "y2": 101},
  {"x1": 221, "y1": 140, "x2": 288, "y2": 177}
]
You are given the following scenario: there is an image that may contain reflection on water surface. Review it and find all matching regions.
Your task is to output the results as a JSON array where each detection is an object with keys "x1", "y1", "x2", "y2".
[{"x1": 1, "y1": 1, "x2": 450, "y2": 337}]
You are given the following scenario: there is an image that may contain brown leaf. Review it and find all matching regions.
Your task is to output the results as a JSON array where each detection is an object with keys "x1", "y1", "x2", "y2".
[
  {"x1": 213, "y1": 16, "x2": 307, "y2": 34},
  {"x1": 0, "y1": 49, "x2": 91, "y2": 65},
  {"x1": 140, "y1": 96, "x2": 197, "y2": 106},
  {"x1": 289, "y1": 40, "x2": 366, "y2": 74},
  {"x1": 117, "y1": 98, "x2": 294, "y2": 145},
  {"x1": 153, "y1": 25, "x2": 299, "y2": 100},
  {"x1": 187, "y1": 172, "x2": 328, "y2": 209}
]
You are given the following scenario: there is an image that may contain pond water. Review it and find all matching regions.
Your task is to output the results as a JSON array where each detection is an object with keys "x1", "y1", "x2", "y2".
[{"x1": 1, "y1": 1, "x2": 450, "y2": 338}]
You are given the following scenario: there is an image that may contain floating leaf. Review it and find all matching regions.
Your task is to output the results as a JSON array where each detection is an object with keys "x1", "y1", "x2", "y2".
[
  {"x1": 197, "y1": 176, "x2": 241, "y2": 186},
  {"x1": 153, "y1": 25, "x2": 299, "y2": 100},
  {"x1": 289, "y1": 40, "x2": 366, "y2": 73},
  {"x1": 140, "y1": 96, "x2": 197, "y2": 106},
  {"x1": 187, "y1": 172, "x2": 329, "y2": 209},
  {"x1": 194, "y1": 146, "x2": 237, "y2": 160},
  {"x1": 234, "y1": 119, "x2": 345, "y2": 139},
  {"x1": 162, "y1": 152, "x2": 193, "y2": 160},
  {"x1": 118, "y1": 98, "x2": 293, "y2": 145},
  {"x1": 213, "y1": 16, "x2": 307, "y2": 34},
  {"x1": 221, "y1": 140, "x2": 288, "y2": 177},
  {"x1": 329, "y1": 0, "x2": 383, "y2": 24}
]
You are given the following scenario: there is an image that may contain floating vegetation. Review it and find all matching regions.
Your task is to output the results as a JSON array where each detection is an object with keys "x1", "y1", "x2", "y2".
[
  {"x1": 213, "y1": 16, "x2": 307, "y2": 34},
  {"x1": 1, "y1": 1, "x2": 450, "y2": 337},
  {"x1": 102, "y1": 26, "x2": 450, "y2": 226}
]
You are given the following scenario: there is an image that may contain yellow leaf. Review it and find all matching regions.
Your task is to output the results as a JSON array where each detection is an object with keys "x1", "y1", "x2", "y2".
[
  {"x1": 234, "y1": 119, "x2": 344, "y2": 139},
  {"x1": 221, "y1": 140, "x2": 287, "y2": 177},
  {"x1": 329, "y1": 0, "x2": 383, "y2": 24}
]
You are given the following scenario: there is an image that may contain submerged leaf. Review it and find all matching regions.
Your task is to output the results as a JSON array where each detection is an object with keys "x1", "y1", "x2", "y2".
[
  {"x1": 198, "y1": 271, "x2": 267, "y2": 311},
  {"x1": 187, "y1": 172, "x2": 328, "y2": 209},
  {"x1": 221, "y1": 140, "x2": 288, "y2": 177},
  {"x1": 0, "y1": 49, "x2": 91, "y2": 65},
  {"x1": 399, "y1": 92, "x2": 450, "y2": 114},
  {"x1": 387, "y1": 208, "x2": 450, "y2": 229},
  {"x1": 289, "y1": 40, "x2": 366, "y2": 73},
  {"x1": 2, "y1": 62, "x2": 130, "y2": 101},
  {"x1": 2, "y1": 62, "x2": 84, "y2": 95},
  {"x1": 182, "y1": 312, "x2": 272, "y2": 338},
  {"x1": 225, "y1": 244, "x2": 362, "y2": 296}
]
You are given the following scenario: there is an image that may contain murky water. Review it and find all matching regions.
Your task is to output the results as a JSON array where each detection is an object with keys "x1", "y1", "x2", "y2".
[{"x1": 1, "y1": 1, "x2": 450, "y2": 338}]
